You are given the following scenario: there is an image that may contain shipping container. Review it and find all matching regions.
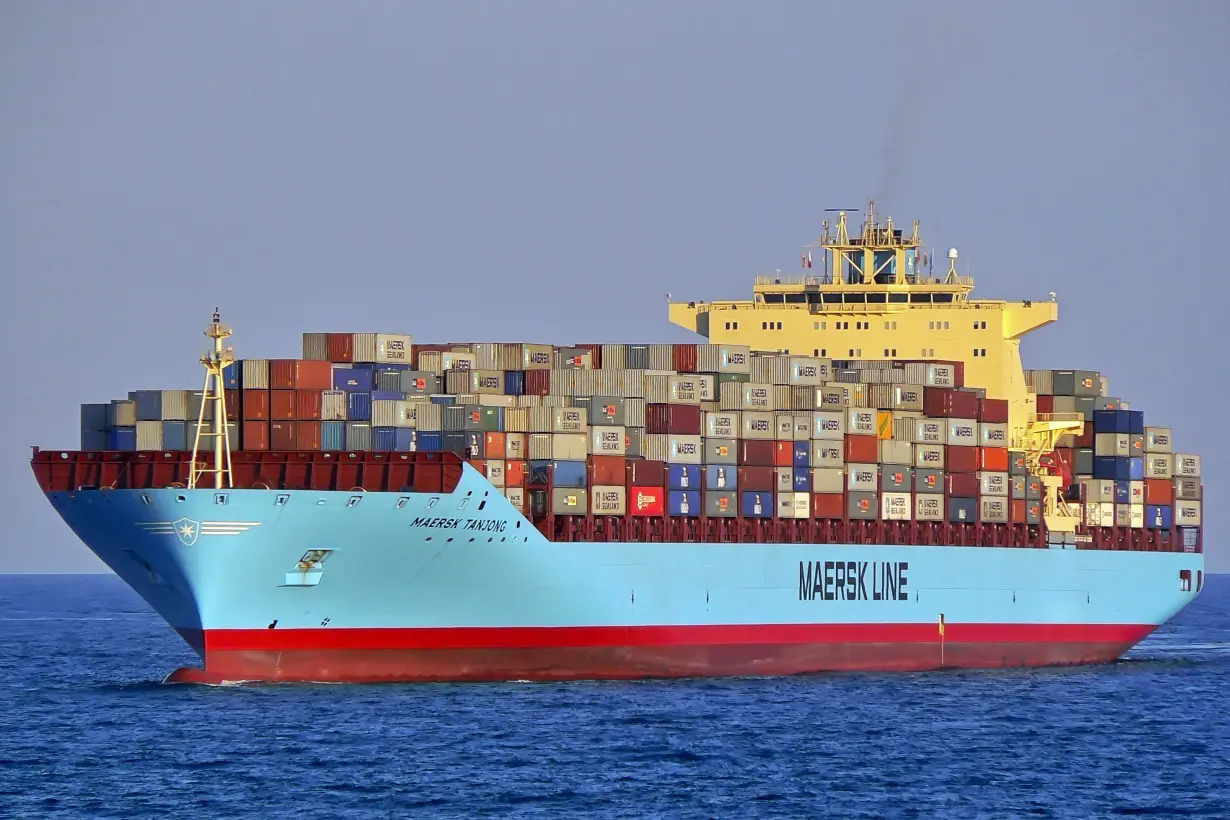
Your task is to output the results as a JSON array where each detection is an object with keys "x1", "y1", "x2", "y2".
[
  {"x1": 741, "y1": 491, "x2": 774, "y2": 518},
  {"x1": 270, "y1": 360, "x2": 332, "y2": 391},
  {"x1": 924, "y1": 387, "x2": 979, "y2": 418},
  {"x1": 1175, "y1": 454, "x2": 1201, "y2": 477},
  {"x1": 947, "y1": 445, "x2": 979, "y2": 473},
  {"x1": 948, "y1": 497, "x2": 978, "y2": 523}
]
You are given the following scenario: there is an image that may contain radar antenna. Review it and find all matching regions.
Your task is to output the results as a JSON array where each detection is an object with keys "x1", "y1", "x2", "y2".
[{"x1": 188, "y1": 309, "x2": 235, "y2": 489}]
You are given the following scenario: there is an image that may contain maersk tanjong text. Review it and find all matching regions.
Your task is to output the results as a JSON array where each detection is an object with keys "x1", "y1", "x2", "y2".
[{"x1": 33, "y1": 204, "x2": 1206, "y2": 684}]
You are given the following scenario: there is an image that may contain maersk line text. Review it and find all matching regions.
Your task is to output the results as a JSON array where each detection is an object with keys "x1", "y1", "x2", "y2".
[{"x1": 798, "y1": 560, "x2": 910, "y2": 602}]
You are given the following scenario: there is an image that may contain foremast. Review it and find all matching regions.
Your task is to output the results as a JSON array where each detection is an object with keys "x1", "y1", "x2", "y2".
[{"x1": 188, "y1": 309, "x2": 235, "y2": 490}]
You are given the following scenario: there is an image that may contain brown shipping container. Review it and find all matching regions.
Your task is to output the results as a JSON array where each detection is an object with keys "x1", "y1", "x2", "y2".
[
  {"x1": 242, "y1": 420, "x2": 270, "y2": 451},
  {"x1": 627, "y1": 459, "x2": 667, "y2": 487},
  {"x1": 590, "y1": 455, "x2": 626, "y2": 485},
  {"x1": 525, "y1": 370, "x2": 552, "y2": 396},
  {"x1": 225, "y1": 390, "x2": 241, "y2": 422},
  {"x1": 271, "y1": 390, "x2": 297, "y2": 420},
  {"x1": 296, "y1": 389, "x2": 323, "y2": 421},
  {"x1": 738, "y1": 439, "x2": 775, "y2": 467},
  {"x1": 946, "y1": 473, "x2": 979, "y2": 497},
  {"x1": 978, "y1": 398, "x2": 1009, "y2": 424},
  {"x1": 672, "y1": 344, "x2": 699, "y2": 373},
  {"x1": 242, "y1": 389, "x2": 271, "y2": 421},
  {"x1": 947, "y1": 444, "x2": 980, "y2": 473},
  {"x1": 812, "y1": 492, "x2": 844, "y2": 519},
  {"x1": 646, "y1": 403, "x2": 703, "y2": 435},
  {"x1": 1010, "y1": 499, "x2": 1026, "y2": 523},
  {"x1": 270, "y1": 420, "x2": 297, "y2": 451},
  {"x1": 327, "y1": 333, "x2": 354, "y2": 363},
  {"x1": 1036, "y1": 395, "x2": 1054, "y2": 414},
  {"x1": 295, "y1": 421, "x2": 323, "y2": 450},
  {"x1": 739, "y1": 465, "x2": 775, "y2": 492},
  {"x1": 844, "y1": 434, "x2": 879, "y2": 463},
  {"x1": 270, "y1": 360, "x2": 333, "y2": 391},
  {"x1": 923, "y1": 387, "x2": 979, "y2": 419}
]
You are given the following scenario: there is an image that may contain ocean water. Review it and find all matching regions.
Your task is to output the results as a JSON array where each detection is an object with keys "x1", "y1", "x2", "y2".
[{"x1": 1, "y1": 574, "x2": 1227, "y2": 819}]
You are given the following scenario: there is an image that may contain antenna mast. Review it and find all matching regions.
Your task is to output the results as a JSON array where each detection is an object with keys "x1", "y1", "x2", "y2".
[{"x1": 189, "y1": 309, "x2": 235, "y2": 489}]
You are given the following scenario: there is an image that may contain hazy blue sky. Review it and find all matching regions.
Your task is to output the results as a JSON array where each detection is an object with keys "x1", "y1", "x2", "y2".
[{"x1": 2, "y1": 1, "x2": 1227, "y2": 572}]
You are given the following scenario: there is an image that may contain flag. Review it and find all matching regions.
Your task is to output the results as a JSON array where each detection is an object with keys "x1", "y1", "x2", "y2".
[
  {"x1": 807, "y1": 250, "x2": 813, "y2": 268},
  {"x1": 938, "y1": 614, "x2": 946, "y2": 637}
]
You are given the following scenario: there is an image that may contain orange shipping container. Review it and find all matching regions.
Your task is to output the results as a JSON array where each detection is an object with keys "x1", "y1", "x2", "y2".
[
  {"x1": 504, "y1": 459, "x2": 527, "y2": 487},
  {"x1": 1010, "y1": 499, "x2": 1026, "y2": 523},
  {"x1": 484, "y1": 432, "x2": 506, "y2": 457},
  {"x1": 844, "y1": 434, "x2": 879, "y2": 463},
  {"x1": 243, "y1": 389, "x2": 270, "y2": 421},
  {"x1": 590, "y1": 455, "x2": 626, "y2": 486},
  {"x1": 979, "y1": 446, "x2": 1009, "y2": 472},
  {"x1": 1144, "y1": 478, "x2": 1173, "y2": 505},
  {"x1": 295, "y1": 421, "x2": 322, "y2": 451},
  {"x1": 812, "y1": 492, "x2": 844, "y2": 519},
  {"x1": 242, "y1": 420, "x2": 270, "y2": 451},
  {"x1": 296, "y1": 390, "x2": 323, "y2": 421},
  {"x1": 271, "y1": 390, "x2": 297, "y2": 421},
  {"x1": 773, "y1": 441, "x2": 794, "y2": 467}
]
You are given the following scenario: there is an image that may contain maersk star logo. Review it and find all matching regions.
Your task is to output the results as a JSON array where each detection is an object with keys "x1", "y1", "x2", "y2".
[{"x1": 136, "y1": 519, "x2": 260, "y2": 546}]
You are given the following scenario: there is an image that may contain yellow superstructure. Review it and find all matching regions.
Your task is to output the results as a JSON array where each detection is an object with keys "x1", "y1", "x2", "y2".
[{"x1": 667, "y1": 201, "x2": 1084, "y2": 530}]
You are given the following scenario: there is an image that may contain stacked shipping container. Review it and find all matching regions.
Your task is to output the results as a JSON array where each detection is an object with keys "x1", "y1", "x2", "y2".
[{"x1": 76, "y1": 340, "x2": 1199, "y2": 543}]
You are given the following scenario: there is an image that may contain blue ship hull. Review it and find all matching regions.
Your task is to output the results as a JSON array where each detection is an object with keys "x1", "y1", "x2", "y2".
[{"x1": 45, "y1": 464, "x2": 1206, "y2": 683}]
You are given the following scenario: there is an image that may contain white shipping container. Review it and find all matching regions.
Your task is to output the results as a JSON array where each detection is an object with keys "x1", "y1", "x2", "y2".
[
  {"x1": 591, "y1": 485, "x2": 627, "y2": 515},
  {"x1": 741, "y1": 411, "x2": 776, "y2": 440},
  {"x1": 504, "y1": 486, "x2": 527, "y2": 513},
  {"x1": 925, "y1": 364, "x2": 958, "y2": 387},
  {"x1": 881, "y1": 492, "x2": 912, "y2": 521},
  {"x1": 1145, "y1": 427, "x2": 1172, "y2": 453},
  {"x1": 241, "y1": 359, "x2": 270, "y2": 389},
  {"x1": 696, "y1": 374, "x2": 716, "y2": 402},
  {"x1": 915, "y1": 444, "x2": 945, "y2": 470},
  {"x1": 405, "y1": 402, "x2": 443, "y2": 431},
  {"x1": 816, "y1": 386, "x2": 848, "y2": 409},
  {"x1": 812, "y1": 411, "x2": 846, "y2": 441},
  {"x1": 979, "y1": 422, "x2": 1009, "y2": 447},
  {"x1": 697, "y1": 344, "x2": 752, "y2": 374},
  {"x1": 667, "y1": 375, "x2": 703, "y2": 405},
  {"x1": 590, "y1": 425, "x2": 627, "y2": 456},
  {"x1": 1174, "y1": 454, "x2": 1201, "y2": 477},
  {"x1": 879, "y1": 440, "x2": 914, "y2": 465},
  {"x1": 1126, "y1": 481, "x2": 1144, "y2": 504},
  {"x1": 135, "y1": 420, "x2": 163, "y2": 451},
  {"x1": 1145, "y1": 454, "x2": 1173, "y2": 479},
  {"x1": 980, "y1": 497, "x2": 1009, "y2": 523},
  {"x1": 371, "y1": 399, "x2": 402, "y2": 428},
  {"x1": 847, "y1": 463, "x2": 878, "y2": 492},
  {"x1": 1084, "y1": 501, "x2": 1115, "y2": 527},
  {"x1": 812, "y1": 468, "x2": 844, "y2": 493},
  {"x1": 504, "y1": 433, "x2": 527, "y2": 460},
  {"x1": 351, "y1": 333, "x2": 413, "y2": 365},
  {"x1": 705, "y1": 411, "x2": 740, "y2": 439},
  {"x1": 552, "y1": 407, "x2": 588, "y2": 434},
  {"x1": 1129, "y1": 503, "x2": 1144, "y2": 528},
  {"x1": 1081, "y1": 478, "x2": 1116, "y2": 504},
  {"x1": 1173, "y1": 477, "x2": 1201, "y2": 501},
  {"x1": 810, "y1": 441, "x2": 845, "y2": 468},
  {"x1": 1095, "y1": 433, "x2": 1131, "y2": 458},
  {"x1": 947, "y1": 418, "x2": 978, "y2": 446},
  {"x1": 774, "y1": 467, "x2": 794, "y2": 493},
  {"x1": 979, "y1": 471, "x2": 1009, "y2": 497},
  {"x1": 776, "y1": 492, "x2": 811, "y2": 519},
  {"x1": 914, "y1": 494, "x2": 944, "y2": 521},
  {"x1": 1176, "y1": 500, "x2": 1202, "y2": 527},
  {"x1": 847, "y1": 409, "x2": 876, "y2": 435},
  {"x1": 486, "y1": 459, "x2": 506, "y2": 488},
  {"x1": 667, "y1": 435, "x2": 703, "y2": 464},
  {"x1": 740, "y1": 383, "x2": 774, "y2": 411},
  {"x1": 321, "y1": 391, "x2": 347, "y2": 421},
  {"x1": 915, "y1": 419, "x2": 947, "y2": 445},
  {"x1": 302, "y1": 333, "x2": 328, "y2": 360},
  {"x1": 773, "y1": 413, "x2": 794, "y2": 440}
]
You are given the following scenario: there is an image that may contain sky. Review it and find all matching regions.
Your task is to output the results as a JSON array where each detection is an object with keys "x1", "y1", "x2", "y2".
[{"x1": 2, "y1": 0, "x2": 1227, "y2": 573}]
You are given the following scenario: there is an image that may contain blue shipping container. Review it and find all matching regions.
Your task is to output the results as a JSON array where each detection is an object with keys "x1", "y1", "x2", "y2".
[
  {"x1": 1127, "y1": 409, "x2": 1145, "y2": 435},
  {"x1": 741, "y1": 491, "x2": 774, "y2": 518},
  {"x1": 668, "y1": 464, "x2": 700, "y2": 490},
  {"x1": 1114, "y1": 481, "x2": 1131, "y2": 505},
  {"x1": 504, "y1": 371, "x2": 526, "y2": 396},
  {"x1": 322, "y1": 421, "x2": 345, "y2": 450},
  {"x1": 1128, "y1": 457, "x2": 1144, "y2": 480},
  {"x1": 334, "y1": 368, "x2": 375, "y2": 392},
  {"x1": 1093, "y1": 409, "x2": 1131, "y2": 434},
  {"x1": 1093, "y1": 456, "x2": 1129, "y2": 481},
  {"x1": 372, "y1": 427, "x2": 397, "y2": 451},
  {"x1": 132, "y1": 390, "x2": 164, "y2": 422},
  {"x1": 531, "y1": 459, "x2": 587, "y2": 488},
  {"x1": 371, "y1": 390, "x2": 406, "y2": 401},
  {"x1": 223, "y1": 362, "x2": 240, "y2": 390},
  {"x1": 792, "y1": 470, "x2": 811, "y2": 492},
  {"x1": 704, "y1": 464, "x2": 737, "y2": 491},
  {"x1": 792, "y1": 441, "x2": 811, "y2": 469},
  {"x1": 948, "y1": 497, "x2": 978, "y2": 523},
  {"x1": 417, "y1": 431, "x2": 443, "y2": 452},
  {"x1": 430, "y1": 395, "x2": 456, "y2": 406},
  {"x1": 442, "y1": 432, "x2": 468, "y2": 454},
  {"x1": 107, "y1": 427, "x2": 137, "y2": 451},
  {"x1": 347, "y1": 392, "x2": 372, "y2": 422},
  {"x1": 393, "y1": 428, "x2": 417, "y2": 452},
  {"x1": 81, "y1": 403, "x2": 109, "y2": 431},
  {"x1": 81, "y1": 430, "x2": 107, "y2": 450},
  {"x1": 162, "y1": 421, "x2": 187, "y2": 451},
  {"x1": 1146, "y1": 505, "x2": 1174, "y2": 529},
  {"x1": 669, "y1": 490, "x2": 701, "y2": 517}
]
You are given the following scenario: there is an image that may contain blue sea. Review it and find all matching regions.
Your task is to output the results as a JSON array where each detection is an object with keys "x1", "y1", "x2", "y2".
[{"x1": 1, "y1": 574, "x2": 1227, "y2": 819}]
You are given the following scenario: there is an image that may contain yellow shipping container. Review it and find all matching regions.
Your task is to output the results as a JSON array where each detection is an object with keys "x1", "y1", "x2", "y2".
[{"x1": 876, "y1": 410, "x2": 893, "y2": 440}]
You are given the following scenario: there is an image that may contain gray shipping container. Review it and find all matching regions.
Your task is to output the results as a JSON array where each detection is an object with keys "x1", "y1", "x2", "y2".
[
  {"x1": 914, "y1": 467, "x2": 944, "y2": 494},
  {"x1": 703, "y1": 437, "x2": 738, "y2": 465},
  {"x1": 705, "y1": 490, "x2": 738, "y2": 518},
  {"x1": 880, "y1": 465, "x2": 913, "y2": 492},
  {"x1": 589, "y1": 396, "x2": 628, "y2": 426},
  {"x1": 848, "y1": 491, "x2": 878, "y2": 521},
  {"x1": 1052, "y1": 369, "x2": 1101, "y2": 397}
]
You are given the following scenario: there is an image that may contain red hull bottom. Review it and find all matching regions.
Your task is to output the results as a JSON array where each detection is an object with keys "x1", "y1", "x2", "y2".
[{"x1": 165, "y1": 638, "x2": 1146, "y2": 685}]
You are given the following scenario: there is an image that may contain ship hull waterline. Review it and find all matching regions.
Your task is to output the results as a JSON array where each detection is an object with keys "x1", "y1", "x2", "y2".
[{"x1": 45, "y1": 468, "x2": 1203, "y2": 685}]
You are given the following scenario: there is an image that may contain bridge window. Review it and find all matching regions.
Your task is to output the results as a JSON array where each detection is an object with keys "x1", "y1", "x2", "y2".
[
  {"x1": 785, "y1": 293, "x2": 806, "y2": 304},
  {"x1": 910, "y1": 293, "x2": 932, "y2": 303}
]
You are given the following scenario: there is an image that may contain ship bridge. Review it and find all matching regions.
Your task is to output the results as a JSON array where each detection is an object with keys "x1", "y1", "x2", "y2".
[{"x1": 668, "y1": 201, "x2": 1061, "y2": 436}]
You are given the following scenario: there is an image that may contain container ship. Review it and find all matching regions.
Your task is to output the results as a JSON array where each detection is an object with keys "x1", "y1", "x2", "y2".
[{"x1": 32, "y1": 204, "x2": 1206, "y2": 684}]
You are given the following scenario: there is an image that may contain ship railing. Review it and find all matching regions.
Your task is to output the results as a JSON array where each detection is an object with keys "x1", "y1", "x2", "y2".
[{"x1": 1034, "y1": 413, "x2": 1086, "y2": 425}]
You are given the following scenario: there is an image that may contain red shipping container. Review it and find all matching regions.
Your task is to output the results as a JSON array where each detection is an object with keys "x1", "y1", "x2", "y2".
[
  {"x1": 296, "y1": 389, "x2": 323, "y2": 421},
  {"x1": 326, "y1": 333, "x2": 353, "y2": 363},
  {"x1": 812, "y1": 492, "x2": 844, "y2": 519},
  {"x1": 1036, "y1": 395, "x2": 1055, "y2": 415},
  {"x1": 979, "y1": 446, "x2": 1010, "y2": 472},
  {"x1": 1010, "y1": 499, "x2": 1026, "y2": 523},
  {"x1": 242, "y1": 420, "x2": 270, "y2": 451},
  {"x1": 738, "y1": 440, "x2": 775, "y2": 467},
  {"x1": 978, "y1": 398, "x2": 1009, "y2": 424},
  {"x1": 844, "y1": 434, "x2": 879, "y2": 463},
  {"x1": 242, "y1": 389, "x2": 270, "y2": 421},
  {"x1": 271, "y1": 390, "x2": 297, "y2": 420},
  {"x1": 484, "y1": 432, "x2": 506, "y2": 455},
  {"x1": 295, "y1": 421, "x2": 323, "y2": 451},
  {"x1": 627, "y1": 459, "x2": 666, "y2": 487},
  {"x1": 1144, "y1": 478, "x2": 1173, "y2": 505},
  {"x1": 947, "y1": 444, "x2": 980, "y2": 473},
  {"x1": 590, "y1": 455, "x2": 626, "y2": 485},
  {"x1": 645, "y1": 404, "x2": 702, "y2": 435},
  {"x1": 1073, "y1": 425, "x2": 1095, "y2": 449},
  {"x1": 270, "y1": 360, "x2": 333, "y2": 391},
  {"x1": 672, "y1": 344, "x2": 698, "y2": 373},
  {"x1": 923, "y1": 387, "x2": 979, "y2": 419},
  {"x1": 773, "y1": 441, "x2": 794, "y2": 467},
  {"x1": 225, "y1": 389, "x2": 241, "y2": 422},
  {"x1": 524, "y1": 370, "x2": 551, "y2": 396},
  {"x1": 505, "y1": 459, "x2": 527, "y2": 487},
  {"x1": 738, "y1": 466, "x2": 775, "y2": 492},
  {"x1": 946, "y1": 473, "x2": 979, "y2": 497},
  {"x1": 574, "y1": 344, "x2": 602, "y2": 369},
  {"x1": 629, "y1": 486, "x2": 665, "y2": 516},
  {"x1": 270, "y1": 420, "x2": 297, "y2": 451}
]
